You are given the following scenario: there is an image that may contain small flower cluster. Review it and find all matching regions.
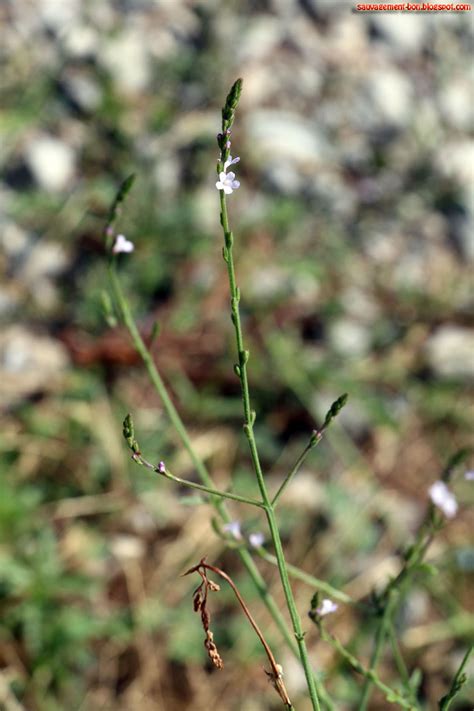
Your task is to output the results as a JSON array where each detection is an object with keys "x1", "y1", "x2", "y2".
[
  {"x1": 223, "y1": 521, "x2": 264, "y2": 548},
  {"x1": 112, "y1": 233, "x2": 134, "y2": 254},
  {"x1": 216, "y1": 151, "x2": 240, "y2": 195},
  {"x1": 316, "y1": 599, "x2": 338, "y2": 617},
  {"x1": 309, "y1": 592, "x2": 339, "y2": 625},
  {"x1": 216, "y1": 123, "x2": 241, "y2": 195},
  {"x1": 429, "y1": 480, "x2": 458, "y2": 518}
]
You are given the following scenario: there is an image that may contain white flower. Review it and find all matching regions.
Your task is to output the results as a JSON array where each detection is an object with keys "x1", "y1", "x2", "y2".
[
  {"x1": 429, "y1": 481, "x2": 458, "y2": 518},
  {"x1": 249, "y1": 532, "x2": 265, "y2": 548},
  {"x1": 112, "y1": 234, "x2": 134, "y2": 254},
  {"x1": 224, "y1": 155, "x2": 240, "y2": 171},
  {"x1": 223, "y1": 521, "x2": 242, "y2": 540},
  {"x1": 216, "y1": 170, "x2": 240, "y2": 195},
  {"x1": 316, "y1": 599, "x2": 338, "y2": 617},
  {"x1": 464, "y1": 470, "x2": 474, "y2": 481}
]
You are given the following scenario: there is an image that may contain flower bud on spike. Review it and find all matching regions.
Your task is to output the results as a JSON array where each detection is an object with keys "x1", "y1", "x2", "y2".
[
  {"x1": 123, "y1": 413, "x2": 140, "y2": 454},
  {"x1": 222, "y1": 78, "x2": 243, "y2": 129},
  {"x1": 322, "y1": 393, "x2": 348, "y2": 430}
]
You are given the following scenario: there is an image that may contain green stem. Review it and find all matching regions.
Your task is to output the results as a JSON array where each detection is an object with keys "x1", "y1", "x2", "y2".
[
  {"x1": 321, "y1": 628, "x2": 418, "y2": 710},
  {"x1": 162, "y1": 468, "x2": 265, "y2": 508},
  {"x1": 359, "y1": 591, "x2": 398, "y2": 711},
  {"x1": 439, "y1": 644, "x2": 473, "y2": 711},
  {"x1": 108, "y1": 260, "x2": 332, "y2": 707},
  {"x1": 388, "y1": 623, "x2": 414, "y2": 701},
  {"x1": 359, "y1": 523, "x2": 435, "y2": 710},
  {"x1": 219, "y1": 189, "x2": 323, "y2": 711},
  {"x1": 130, "y1": 449, "x2": 265, "y2": 507},
  {"x1": 256, "y1": 547, "x2": 353, "y2": 605},
  {"x1": 272, "y1": 442, "x2": 313, "y2": 507}
]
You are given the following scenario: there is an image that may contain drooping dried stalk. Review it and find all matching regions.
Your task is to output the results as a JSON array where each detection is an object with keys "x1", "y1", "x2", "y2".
[{"x1": 184, "y1": 558, "x2": 293, "y2": 709}]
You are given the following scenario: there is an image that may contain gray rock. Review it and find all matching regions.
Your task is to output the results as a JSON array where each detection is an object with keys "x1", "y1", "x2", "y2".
[
  {"x1": 246, "y1": 110, "x2": 327, "y2": 165},
  {"x1": 65, "y1": 74, "x2": 102, "y2": 112},
  {"x1": 0, "y1": 326, "x2": 69, "y2": 408},
  {"x1": 329, "y1": 318, "x2": 372, "y2": 358},
  {"x1": 25, "y1": 135, "x2": 76, "y2": 192},
  {"x1": 371, "y1": 14, "x2": 427, "y2": 53},
  {"x1": 100, "y1": 29, "x2": 152, "y2": 94},
  {"x1": 425, "y1": 326, "x2": 474, "y2": 379},
  {"x1": 368, "y1": 68, "x2": 413, "y2": 126}
]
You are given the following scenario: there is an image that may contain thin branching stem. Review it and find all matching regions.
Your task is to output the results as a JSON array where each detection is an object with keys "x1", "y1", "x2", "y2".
[
  {"x1": 319, "y1": 627, "x2": 419, "y2": 710},
  {"x1": 438, "y1": 644, "x2": 473, "y2": 710},
  {"x1": 255, "y1": 547, "x2": 353, "y2": 605},
  {"x1": 272, "y1": 442, "x2": 314, "y2": 507},
  {"x1": 219, "y1": 174, "x2": 323, "y2": 711},
  {"x1": 359, "y1": 509, "x2": 440, "y2": 710},
  {"x1": 128, "y1": 449, "x2": 265, "y2": 507},
  {"x1": 108, "y1": 255, "x2": 334, "y2": 708}
]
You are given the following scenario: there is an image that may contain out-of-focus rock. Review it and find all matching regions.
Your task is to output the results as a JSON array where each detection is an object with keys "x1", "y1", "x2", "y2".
[
  {"x1": 0, "y1": 222, "x2": 30, "y2": 258},
  {"x1": 247, "y1": 265, "x2": 290, "y2": 302},
  {"x1": 0, "y1": 326, "x2": 69, "y2": 408},
  {"x1": 110, "y1": 534, "x2": 146, "y2": 562},
  {"x1": 371, "y1": 14, "x2": 427, "y2": 54},
  {"x1": 38, "y1": 0, "x2": 81, "y2": 33},
  {"x1": 340, "y1": 286, "x2": 380, "y2": 323},
  {"x1": 246, "y1": 110, "x2": 327, "y2": 165},
  {"x1": 63, "y1": 25, "x2": 99, "y2": 57},
  {"x1": 425, "y1": 326, "x2": 474, "y2": 379},
  {"x1": 393, "y1": 252, "x2": 427, "y2": 289},
  {"x1": 329, "y1": 318, "x2": 372, "y2": 358},
  {"x1": 65, "y1": 73, "x2": 102, "y2": 112},
  {"x1": 19, "y1": 240, "x2": 68, "y2": 284},
  {"x1": 25, "y1": 136, "x2": 76, "y2": 192},
  {"x1": 435, "y1": 140, "x2": 474, "y2": 185},
  {"x1": 236, "y1": 17, "x2": 282, "y2": 62},
  {"x1": 440, "y1": 79, "x2": 474, "y2": 132},
  {"x1": 100, "y1": 29, "x2": 151, "y2": 94},
  {"x1": 368, "y1": 68, "x2": 413, "y2": 126}
]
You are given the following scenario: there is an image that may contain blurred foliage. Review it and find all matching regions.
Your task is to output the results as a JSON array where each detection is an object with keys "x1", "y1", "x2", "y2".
[{"x1": 1, "y1": 1, "x2": 473, "y2": 710}]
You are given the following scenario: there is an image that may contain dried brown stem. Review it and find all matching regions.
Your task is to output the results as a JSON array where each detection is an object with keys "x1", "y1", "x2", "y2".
[{"x1": 184, "y1": 558, "x2": 293, "y2": 708}]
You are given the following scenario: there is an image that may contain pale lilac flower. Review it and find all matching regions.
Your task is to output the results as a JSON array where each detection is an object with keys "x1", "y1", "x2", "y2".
[
  {"x1": 158, "y1": 461, "x2": 166, "y2": 474},
  {"x1": 316, "y1": 599, "x2": 338, "y2": 617},
  {"x1": 464, "y1": 470, "x2": 474, "y2": 481},
  {"x1": 216, "y1": 171, "x2": 240, "y2": 195},
  {"x1": 223, "y1": 154, "x2": 240, "y2": 171},
  {"x1": 429, "y1": 481, "x2": 458, "y2": 518},
  {"x1": 223, "y1": 521, "x2": 242, "y2": 540},
  {"x1": 249, "y1": 532, "x2": 265, "y2": 548},
  {"x1": 112, "y1": 234, "x2": 134, "y2": 254}
]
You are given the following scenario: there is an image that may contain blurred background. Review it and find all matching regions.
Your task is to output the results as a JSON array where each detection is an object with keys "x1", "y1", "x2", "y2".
[{"x1": 0, "y1": 1, "x2": 473, "y2": 709}]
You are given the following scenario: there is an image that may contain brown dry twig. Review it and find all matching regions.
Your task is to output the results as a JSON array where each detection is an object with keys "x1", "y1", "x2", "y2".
[{"x1": 183, "y1": 558, "x2": 293, "y2": 709}]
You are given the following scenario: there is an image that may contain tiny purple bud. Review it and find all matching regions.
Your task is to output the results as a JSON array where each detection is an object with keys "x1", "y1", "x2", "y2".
[
  {"x1": 105, "y1": 225, "x2": 114, "y2": 239},
  {"x1": 225, "y1": 140, "x2": 231, "y2": 149},
  {"x1": 225, "y1": 129, "x2": 232, "y2": 135},
  {"x1": 158, "y1": 461, "x2": 166, "y2": 474}
]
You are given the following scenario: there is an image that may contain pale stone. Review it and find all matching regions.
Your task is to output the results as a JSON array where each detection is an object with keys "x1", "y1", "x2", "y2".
[
  {"x1": 425, "y1": 326, "x2": 474, "y2": 379},
  {"x1": 26, "y1": 136, "x2": 76, "y2": 192}
]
